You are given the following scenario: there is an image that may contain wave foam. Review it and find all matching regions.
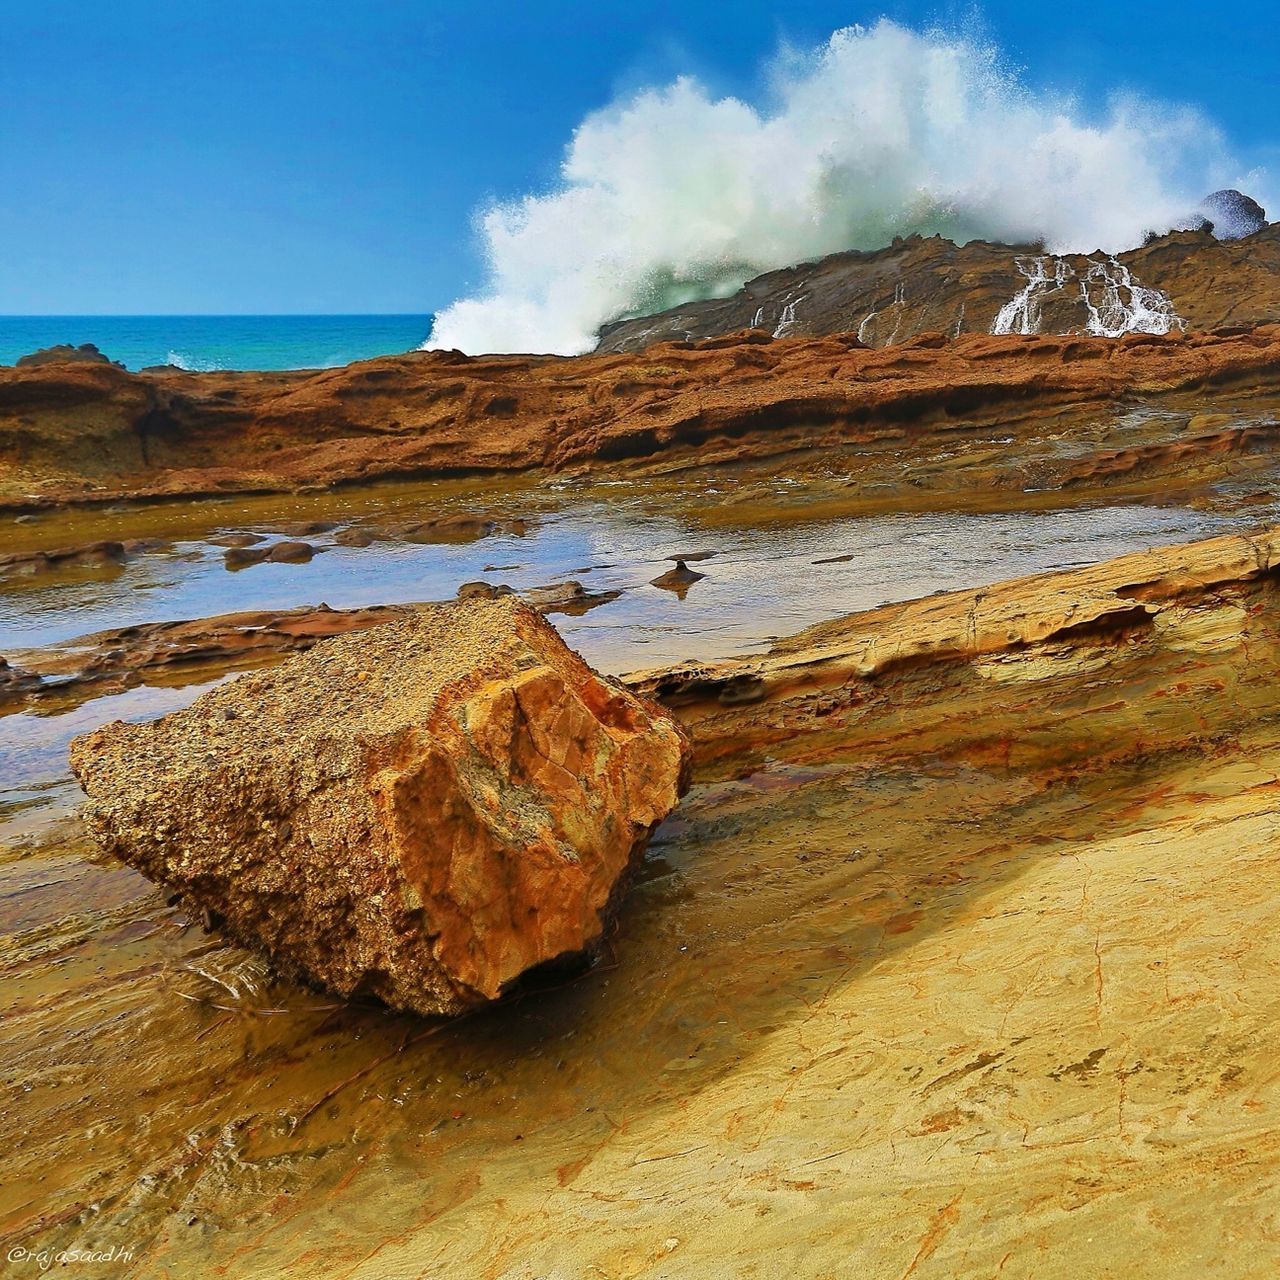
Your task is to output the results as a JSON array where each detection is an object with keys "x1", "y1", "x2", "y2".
[
  {"x1": 426, "y1": 20, "x2": 1256, "y2": 356},
  {"x1": 166, "y1": 349, "x2": 225, "y2": 372}
]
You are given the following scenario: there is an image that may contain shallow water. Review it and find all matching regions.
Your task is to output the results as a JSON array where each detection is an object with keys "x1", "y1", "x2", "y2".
[
  {"x1": 2, "y1": 484, "x2": 1237, "y2": 664},
  {"x1": 0, "y1": 477, "x2": 1241, "y2": 834}
]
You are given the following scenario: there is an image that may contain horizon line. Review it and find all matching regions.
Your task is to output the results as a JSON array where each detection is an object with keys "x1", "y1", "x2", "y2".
[{"x1": 0, "y1": 312, "x2": 437, "y2": 321}]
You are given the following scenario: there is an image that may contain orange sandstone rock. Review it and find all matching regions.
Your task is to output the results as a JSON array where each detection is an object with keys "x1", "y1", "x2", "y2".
[{"x1": 68, "y1": 597, "x2": 691, "y2": 1016}]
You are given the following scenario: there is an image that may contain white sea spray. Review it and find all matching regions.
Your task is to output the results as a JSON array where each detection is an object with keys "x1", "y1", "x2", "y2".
[{"x1": 426, "y1": 20, "x2": 1259, "y2": 355}]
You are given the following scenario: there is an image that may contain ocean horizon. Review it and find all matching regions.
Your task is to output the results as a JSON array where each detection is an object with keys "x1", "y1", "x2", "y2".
[{"x1": 0, "y1": 314, "x2": 436, "y2": 373}]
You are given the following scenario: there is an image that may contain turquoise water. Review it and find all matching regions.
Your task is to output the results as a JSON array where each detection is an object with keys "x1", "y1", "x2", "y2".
[{"x1": 0, "y1": 314, "x2": 434, "y2": 372}]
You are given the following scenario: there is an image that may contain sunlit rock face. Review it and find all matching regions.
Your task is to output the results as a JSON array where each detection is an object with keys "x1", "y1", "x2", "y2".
[{"x1": 69, "y1": 597, "x2": 691, "y2": 1017}]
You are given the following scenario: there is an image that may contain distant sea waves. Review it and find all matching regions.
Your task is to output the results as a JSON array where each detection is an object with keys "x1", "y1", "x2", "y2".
[{"x1": 0, "y1": 315, "x2": 435, "y2": 372}]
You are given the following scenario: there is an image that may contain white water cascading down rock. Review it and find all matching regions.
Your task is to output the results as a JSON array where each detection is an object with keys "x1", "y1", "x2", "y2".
[{"x1": 991, "y1": 255, "x2": 1183, "y2": 338}]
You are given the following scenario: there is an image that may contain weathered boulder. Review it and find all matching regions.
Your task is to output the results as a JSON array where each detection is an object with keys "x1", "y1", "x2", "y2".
[{"x1": 69, "y1": 598, "x2": 691, "y2": 1016}]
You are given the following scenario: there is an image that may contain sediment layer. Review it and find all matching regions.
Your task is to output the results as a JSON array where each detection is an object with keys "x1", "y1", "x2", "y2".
[
  {"x1": 9, "y1": 523, "x2": 1280, "y2": 1273},
  {"x1": 3, "y1": 324, "x2": 1280, "y2": 509}
]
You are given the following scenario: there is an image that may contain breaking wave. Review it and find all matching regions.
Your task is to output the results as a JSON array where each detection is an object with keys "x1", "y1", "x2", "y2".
[
  {"x1": 165, "y1": 349, "x2": 225, "y2": 372},
  {"x1": 426, "y1": 19, "x2": 1258, "y2": 356}
]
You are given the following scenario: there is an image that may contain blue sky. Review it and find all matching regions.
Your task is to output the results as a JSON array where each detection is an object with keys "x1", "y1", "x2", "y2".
[{"x1": 0, "y1": 0, "x2": 1275, "y2": 315}]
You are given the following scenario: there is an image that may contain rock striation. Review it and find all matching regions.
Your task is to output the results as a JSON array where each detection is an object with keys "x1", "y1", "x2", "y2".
[
  {"x1": 6, "y1": 323, "x2": 1280, "y2": 509},
  {"x1": 69, "y1": 597, "x2": 691, "y2": 1016}
]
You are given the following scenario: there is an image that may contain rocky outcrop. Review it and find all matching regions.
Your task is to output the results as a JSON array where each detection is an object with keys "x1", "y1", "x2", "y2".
[
  {"x1": 0, "y1": 655, "x2": 42, "y2": 695},
  {"x1": 0, "y1": 538, "x2": 163, "y2": 582},
  {"x1": 635, "y1": 524, "x2": 1280, "y2": 776},
  {"x1": 596, "y1": 222, "x2": 1280, "y2": 352},
  {"x1": 223, "y1": 539, "x2": 320, "y2": 569},
  {"x1": 13, "y1": 342, "x2": 120, "y2": 369},
  {"x1": 6, "y1": 323, "x2": 1280, "y2": 509},
  {"x1": 68, "y1": 597, "x2": 691, "y2": 1016}
]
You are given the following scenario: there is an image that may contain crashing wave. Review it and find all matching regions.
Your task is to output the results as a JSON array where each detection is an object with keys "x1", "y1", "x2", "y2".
[
  {"x1": 166, "y1": 349, "x2": 225, "y2": 372},
  {"x1": 426, "y1": 19, "x2": 1255, "y2": 355}
]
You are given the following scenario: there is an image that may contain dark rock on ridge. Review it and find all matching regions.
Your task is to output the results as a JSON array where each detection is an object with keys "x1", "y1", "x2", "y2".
[{"x1": 1198, "y1": 190, "x2": 1267, "y2": 241}]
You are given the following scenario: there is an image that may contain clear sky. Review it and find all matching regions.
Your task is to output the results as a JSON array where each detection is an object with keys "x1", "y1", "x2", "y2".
[{"x1": 1, "y1": 0, "x2": 1275, "y2": 315}]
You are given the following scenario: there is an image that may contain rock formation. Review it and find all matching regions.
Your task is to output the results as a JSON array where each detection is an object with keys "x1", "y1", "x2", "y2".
[
  {"x1": 68, "y1": 597, "x2": 691, "y2": 1016},
  {"x1": 596, "y1": 221, "x2": 1279, "y2": 352},
  {"x1": 0, "y1": 537, "x2": 168, "y2": 581},
  {"x1": 223, "y1": 539, "x2": 319, "y2": 569},
  {"x1": 650, "y1": 560, "x2": 705, "y2": 596},
  {"x1": 13, "y1": 342, "x2": 121, "y2": 369},
  {"x1": 1197, "y1": 188, "x2": 1267, "y2": 240},
  {"x1": 6, "y1": 323, "x2": 1280, "y2": 509}
]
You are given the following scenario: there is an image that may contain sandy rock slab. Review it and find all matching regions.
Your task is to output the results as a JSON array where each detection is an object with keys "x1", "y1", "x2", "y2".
[{"x1": 69, "y1": 597, "x2": 691, "y2": 1016}]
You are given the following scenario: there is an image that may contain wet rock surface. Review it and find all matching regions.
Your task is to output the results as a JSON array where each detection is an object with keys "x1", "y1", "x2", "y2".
[
  {"x1": 597, "y1": 223, "x2": 1280, "y2": 352},
  {"x1": 0, "y1": 655, "x2": 42, "y2": 695},
  {"x1": 223, "y1": 539, "x2": 320, "y2": 570},
  {"x1": 650, "y1": 559, "x2": 706, "y2": 596},
  {"x1": 2, "y1": 602, "x2": 415, "y2": 708},
  {"x1": 68, "y1": 597, "x2": 691, "y2": 1016},
  {"x1": 376, "y1": 513, "x2": 527, "y2": 543},
  {"x1": 0, "y1": 537, "x2": 163, "y2": 582}
]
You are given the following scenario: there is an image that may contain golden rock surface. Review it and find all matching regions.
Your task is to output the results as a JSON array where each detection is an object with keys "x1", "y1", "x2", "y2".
[{"x1": 5, "y1": 528, "x2": 1280, "y2": 1276}]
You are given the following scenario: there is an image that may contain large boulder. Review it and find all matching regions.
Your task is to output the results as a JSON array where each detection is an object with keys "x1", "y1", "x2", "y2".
[{"x1": 70, "y1": 597, "x2": 691, "y2": 1016}]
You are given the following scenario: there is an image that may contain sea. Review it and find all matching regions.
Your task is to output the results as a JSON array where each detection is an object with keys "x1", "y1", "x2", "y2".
[{"x1": 0, "y1": 315, "x2": 435, "y2": 372}]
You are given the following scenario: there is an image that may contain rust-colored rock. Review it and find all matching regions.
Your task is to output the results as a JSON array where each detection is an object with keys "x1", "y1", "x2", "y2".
[
  {"x1": 6, "y1": 322, "x2": 1280, "y2": 510},
  {"x1": 68, "y1": 598, "x2": 691, "y2": 1016}
]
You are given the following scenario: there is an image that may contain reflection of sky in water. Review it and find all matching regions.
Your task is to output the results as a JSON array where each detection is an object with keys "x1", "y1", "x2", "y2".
[
  {"x1": 1, "y1": 502, "x2": 1241, "y2": 666},
  {"x1": 2, "y1": 679, "x2": 233, "y2": 796},
  {"x1": 0, "y1": 499, "x2": 1246, "y2": 810}
]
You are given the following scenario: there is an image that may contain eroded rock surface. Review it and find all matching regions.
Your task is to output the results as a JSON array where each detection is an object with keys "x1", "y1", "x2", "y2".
[
  {"x1": 13, "y1": 342, "x2": 120, "y2": 369},
  {"x1": 596, "y1": 223, "x2": 1280, "y2": 351},
  {"x1": 68, "y1": 598, "x2": 691, "y2": 1016},
  {"x1": 6, "y1": 323, "x2": 1280, "y2": 508}
]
